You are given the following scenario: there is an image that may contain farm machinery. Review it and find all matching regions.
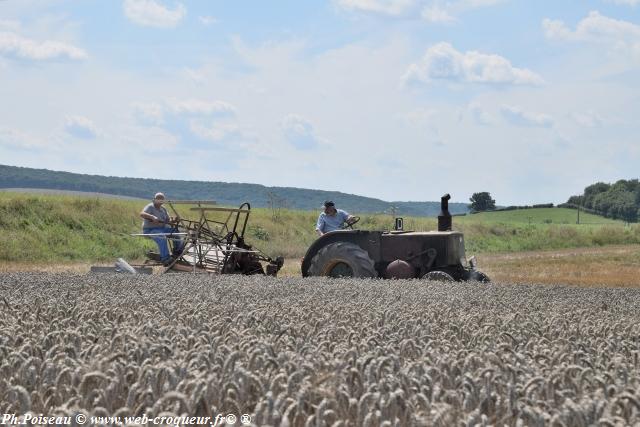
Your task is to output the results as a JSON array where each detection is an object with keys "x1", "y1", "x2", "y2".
[
  {"x1": 131, "y1": 200, "x2": 284, "y2": 275},
  {"x1": 111, "y1": 193, "x2": 486, "y2": 281},
  {"x1": 301, "y1": 194, "x2": 490, "y2": 281}
]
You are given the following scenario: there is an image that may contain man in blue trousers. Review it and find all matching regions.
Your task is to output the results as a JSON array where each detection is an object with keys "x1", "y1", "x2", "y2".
[{"x1": 140, "y1": 192, "x2": 184, "y2": 265}]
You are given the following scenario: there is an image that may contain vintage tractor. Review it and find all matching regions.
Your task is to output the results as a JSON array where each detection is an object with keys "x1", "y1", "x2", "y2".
[{"x1": 301, "y1": 194, "x2": 490, "y2": 281}]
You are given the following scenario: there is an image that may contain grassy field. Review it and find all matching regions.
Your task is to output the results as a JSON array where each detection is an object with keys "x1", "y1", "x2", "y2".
[
  {"x1": 1, "y1": 191, "x2": 639, "y2": 264},
  {"x1": 0, "y1": 193, "x2": 150, "y2": 262},
  {"x1": 461, "y1": 207, "x2": 621, "y2": 224}
]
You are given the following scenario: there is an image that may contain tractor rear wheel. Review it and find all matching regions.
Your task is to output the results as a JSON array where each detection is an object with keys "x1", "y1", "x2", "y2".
[
  {"x1": 422, "y1": 270, "x2": 455, "y2": 282},
  {"x1": 308, "y1": 242, "x2": 377, "y2": 278}
]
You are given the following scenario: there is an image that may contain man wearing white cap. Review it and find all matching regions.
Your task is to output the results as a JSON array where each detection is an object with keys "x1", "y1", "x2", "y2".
[{"x1": 140, "y1": 193, "x2": 183, "y2": 265}]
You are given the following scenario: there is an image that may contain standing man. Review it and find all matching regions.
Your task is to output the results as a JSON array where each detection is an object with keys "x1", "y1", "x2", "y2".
[
  {"x1": 140, "y1": 193, "x2": 183, "y2": 265},
  {"x1": 316, "y1": 201, "x2": 355, "y2": 236}
]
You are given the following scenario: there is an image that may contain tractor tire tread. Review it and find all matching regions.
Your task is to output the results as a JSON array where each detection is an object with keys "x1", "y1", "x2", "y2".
[
  {"x1": 308, "y1": 242, "x2": 377, "y2": 278},
  {"x1": 423, "y1": 270, "x2": 455, "y2": 282}
]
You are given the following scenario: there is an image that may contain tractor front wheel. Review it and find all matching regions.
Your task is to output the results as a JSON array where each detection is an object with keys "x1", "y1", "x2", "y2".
[
  {"x1": 308, "y1": 242, "x2": 377, "y2": 278},
  {"x1": 422, "y1": 270, "x2": 455, "y2": 282}
]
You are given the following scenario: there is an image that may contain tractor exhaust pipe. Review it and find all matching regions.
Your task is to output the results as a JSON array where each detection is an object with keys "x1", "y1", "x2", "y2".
[{"x1": 438, "y1": 193, "x2": 452, "y2": 231}]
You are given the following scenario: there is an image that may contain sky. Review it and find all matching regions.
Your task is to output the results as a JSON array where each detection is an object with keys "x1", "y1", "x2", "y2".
[{"x1": 0, "y1": 0, "x2": 639, "y2": 205}]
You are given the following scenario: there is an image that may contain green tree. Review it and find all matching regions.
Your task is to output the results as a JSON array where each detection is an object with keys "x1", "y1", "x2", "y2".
[
  {"x1": 569, "y1": 179, "x2": 639, "y2": 222},
  {"x1": 583, "y1": 182, "x2": 610, "y2": 209},
  {"x1": 469, "y1": 192, "x2": 496, "y2": 212},
  {"x1": 567, "y1": 195, "x2": 584, "y2": 206}
]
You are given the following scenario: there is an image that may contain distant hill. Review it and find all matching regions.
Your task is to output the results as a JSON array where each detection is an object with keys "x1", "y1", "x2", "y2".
[
  {"x1": 0, "y1": 164, "x2": 468, "y2": 216},
  {"x1": 0, "y1": 188, "x2": 146, "y2": 200}
]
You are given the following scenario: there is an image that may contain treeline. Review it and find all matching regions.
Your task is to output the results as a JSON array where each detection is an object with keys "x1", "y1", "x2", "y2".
[
  {"x1": 0, "y1": 164, "x2": 468, "y2": 217},
  {"x1": 496, "y1": 203, "x2": 554, "y2": 212},
  {"x1": 567, "y1": 180, "x2": 640, "y2": 223}
]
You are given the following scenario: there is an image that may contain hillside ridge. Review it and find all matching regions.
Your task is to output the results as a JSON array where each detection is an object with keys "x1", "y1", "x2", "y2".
[{"x1": 0, "y1": 164, "x2": 468, "y2": 216}]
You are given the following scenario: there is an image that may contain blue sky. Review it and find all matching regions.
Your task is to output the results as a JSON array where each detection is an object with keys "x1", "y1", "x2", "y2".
[{"x1": 0, "y1": 0, "x2": 639, "y2": 205}]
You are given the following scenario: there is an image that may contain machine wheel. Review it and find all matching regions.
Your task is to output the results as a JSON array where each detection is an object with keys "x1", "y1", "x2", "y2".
[
  {"x1": 308, "y1": 242, "x2": 377, "y2": 278},
  {"x1": 470, "y1": 270, "x2": 491, "y2": 283},
  {"x1": 422, "y1": 270, "x2": 455, "y2": 282}
]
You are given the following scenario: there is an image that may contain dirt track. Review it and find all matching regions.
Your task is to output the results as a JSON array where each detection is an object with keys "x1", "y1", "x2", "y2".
[
  {"x1": 2, "y1": 273, "x2": 640, "y2": 425},
  {"x1": 480, "y1": 244, "x2": 640, "y2": 287},
  {"x1": 4, "y1": 244, "x2": 639, "y2": 288}
]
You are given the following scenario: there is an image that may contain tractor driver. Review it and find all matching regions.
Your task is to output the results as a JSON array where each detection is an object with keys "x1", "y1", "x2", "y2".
[
  {"x1": 315, "y1": 201, "x2": 355, "y2": 236},
  {"x1": 140, "y1": 193, "x2": 183, "y2": 265}
]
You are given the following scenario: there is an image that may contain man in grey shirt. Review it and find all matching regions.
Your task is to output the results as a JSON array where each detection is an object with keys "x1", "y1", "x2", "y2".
[
  {"x1": 316, "y1": 201, "x2": 355, "y2": 236},
  {"x1": 140, "y1": 192, "x2": 183, "y2": 264}
]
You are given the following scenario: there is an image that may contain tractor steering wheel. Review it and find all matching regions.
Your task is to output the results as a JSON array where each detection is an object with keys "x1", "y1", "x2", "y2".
[{"x1": 342, "y1": 216, "x2": 360, "y2": 230}]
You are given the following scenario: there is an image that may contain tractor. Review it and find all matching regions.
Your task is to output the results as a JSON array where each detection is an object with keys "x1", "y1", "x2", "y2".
[{"x1": 301, "y1": 194, "x2": 490, "y2": 281}]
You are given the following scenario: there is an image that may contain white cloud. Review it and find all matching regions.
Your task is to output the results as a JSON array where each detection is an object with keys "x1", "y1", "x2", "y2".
[
  {"x1": 606, "y1": 0, "x2": 640, "y2": 5},
  {"x1": 189, "y1": 121, "x2": 241, "y2": 142},
  {"x1": 133, "y1": 99, "x2": 236, "y2": 125},
  {"x1": 569, "y1": 111, "x2": 606, "y2": 128},
  {"x1": 0, "y1": 31, "x2": 87, "y2": 61},
  {"x1": 466, "y1": 103, "x2": 494, "y2": 125},
  {"x1": 336, "y1": 0, "x2": 506, "y2": 21},
  {"x1": 542, "y1": 18, "x2": 573, "y2": 40},
  {"x1": 281, "y1": 114, "x2": 322, "y2": 150},
  {"x1": 132, "y1": 99, "x2": 243, "y2": 146},
  {"x1": 167, "y1": 99, "x2": 236, "y2": 116},
  {"x1": 543, "y1": 11, "x2": 640, "y2": 55},
  {"x1": 181, "y1": 66, "x2": 208, "y2": 84},
  {"x1": 0, "y1": 20, "x2": 21, "y2": 32},
  {"x1": 198, "y1": 16, "x2": 218, "y2": 26},
  {"x1": 117, "y1": 125, "x2": 180, "y2": 152},
  {"x1": 398, "y1": 108, "x2": 438, "y2": 126},
  {"x1": 460, "y1": 0, "x2": 504, "y2": 6},
  {"x1": 423, "y1": 0, "x2": 505, "y2": 22},
  {"x1": 123, "y1": 0, "x2": 186, "y2": 28},
  {"x1": 421, "y1": 6, "x2": 456, "y2": 23},
  {"x1": 397, "y1": 108, "x2": 447, "y2": 146},
  {"x1": 65, "y1": 116, "x2": 98, "y2": 139},
  {"x1": 0, "y1": 127, "x2": 50, "y2": 150},
  {"x1": 403, "y1": 42, "x2": 544, "y2": 86},
  {"x1": 500, "y1": 105, "x2": 553, "y2": 128},
  {"x1": 336, "y1": 0, "x2": 417, "y2": 16},
  {"x1": 132, "y1": 102, "x2": 165, "y2": 125}
]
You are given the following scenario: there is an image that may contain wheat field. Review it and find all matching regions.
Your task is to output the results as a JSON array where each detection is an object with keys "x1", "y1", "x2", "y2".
[{"x1": 1, "y1": 273, "x2": 640, "y2": 426}]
